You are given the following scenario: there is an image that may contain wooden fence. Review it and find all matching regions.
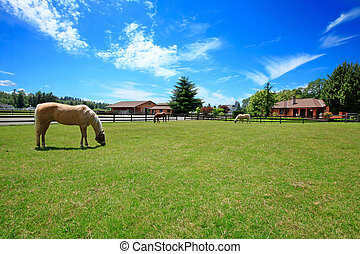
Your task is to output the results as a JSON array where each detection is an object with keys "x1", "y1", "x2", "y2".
[{"x1": 0, "y1": 110, "x2": 358, "y2": 125}]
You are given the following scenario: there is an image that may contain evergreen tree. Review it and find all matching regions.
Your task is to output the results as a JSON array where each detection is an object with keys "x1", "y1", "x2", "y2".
[
  {"x1": 16, "y1": 90, "x2": 26, "y2": 108},
  {"x1": 169, "y1": 76, "x2": 203, "y2": 113}
]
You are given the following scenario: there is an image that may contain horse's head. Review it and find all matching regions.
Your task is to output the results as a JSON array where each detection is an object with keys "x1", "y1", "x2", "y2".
[{"x1": 95, "y1": 130, "x2": 106, "y2": 146}]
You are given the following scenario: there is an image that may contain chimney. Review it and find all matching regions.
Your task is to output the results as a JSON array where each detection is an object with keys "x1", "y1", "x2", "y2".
[{"x1": 292, "y1": 96, "x2": 296, "y2": 105}]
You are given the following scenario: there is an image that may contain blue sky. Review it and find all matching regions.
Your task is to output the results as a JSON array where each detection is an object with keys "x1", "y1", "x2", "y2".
[{"x1": 0, "y1": 0, "x2": 359, "y2": 105}]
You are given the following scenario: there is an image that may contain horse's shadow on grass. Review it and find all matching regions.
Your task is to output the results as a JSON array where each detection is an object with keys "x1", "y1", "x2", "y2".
[{"x1": 35, "y1": 145, "x2": 101, "y2": 151}]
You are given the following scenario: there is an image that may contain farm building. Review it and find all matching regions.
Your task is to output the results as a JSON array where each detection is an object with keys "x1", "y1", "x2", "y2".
[
  {"x1": 107, "y1": 101, "x2": 156, "y2": 114},
  {"x1": 150, "y1": 103, "x2": 173, "y2": 114},
  {"x1": 271, "y1": 97, "x2": 330, "y2": 118},
  {"x1": 0, "y1": 103, "x2": 14, "y2": 110}
]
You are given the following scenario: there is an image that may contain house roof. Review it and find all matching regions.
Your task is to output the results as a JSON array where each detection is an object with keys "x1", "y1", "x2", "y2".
[
  {"x1": 150, "y1": 103, "x2": 172, "y2": 110},
  {"x1": 107, "y1": 101, "x2": 154, "y2": 108},
  {"x1": 272, "y1": 98, "x2": 326, "y2": 109}
]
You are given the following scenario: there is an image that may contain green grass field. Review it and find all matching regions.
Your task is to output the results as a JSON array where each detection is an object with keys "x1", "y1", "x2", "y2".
[{"x1": 0, "y1": 121, "x2": 359, "y2": 239}]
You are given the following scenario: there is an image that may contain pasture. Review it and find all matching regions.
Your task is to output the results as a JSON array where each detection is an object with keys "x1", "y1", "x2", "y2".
[{"x1": 0, "y1": 121, "x2": 359, "y2": 238}]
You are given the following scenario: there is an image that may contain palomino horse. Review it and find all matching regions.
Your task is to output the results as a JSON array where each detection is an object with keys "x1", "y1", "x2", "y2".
[
  {"x1": 234, "y1": 113, "x2": 251, "y2": 123},
  {"x1": 153, "y1": 112, "x2": 168, "y2": 123},
  {"x1": 35, "y1": 102, "x2": 105, "y2": 147}
]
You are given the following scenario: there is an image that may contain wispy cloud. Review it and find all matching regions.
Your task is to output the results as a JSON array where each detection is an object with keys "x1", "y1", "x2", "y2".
[
  {"x1": 243, "y1": 54, "x2": 325, "y2": 86},
  {"x1": 96, "y1": 23, "x2": 222, "y2": 78},
  {"x1": 181, "y1": 38, "x2": 222, "y2": 61},
  {"x1": 264, "y1": 54, "x2": 325, "y2": 80},
  {"x1": 244, "y1": 36, "x2": 282, "y2": 49},
  {"x1": 320, "y1": 33, "x2": 359, "y2": 49},
  {"x1": 1, "y1": 0, "x2": 88, "y2": 53},
  {"x1": 0, "y1": 80, "x2": 16, "y2": 87},
  {"x1": 178, "y1": 17, "x2": 210, "y2": 38},
  {"x1": 0, "y1": 70, "x2": 14, "y2": 75},
  {"x1": 216, "y1": 75, "x2": 240, "y2": 83},
  {"x1": 324, "y1": 7, "x2": 360, "y2": 33},
  {"x1": 242, "y1": 70, "x2": 269, "y2": 86}
]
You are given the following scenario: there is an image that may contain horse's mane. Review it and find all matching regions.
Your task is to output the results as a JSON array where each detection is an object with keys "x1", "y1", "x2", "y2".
[{"x1": 83, "y1": 106, "x2": 103, "y2": 134}]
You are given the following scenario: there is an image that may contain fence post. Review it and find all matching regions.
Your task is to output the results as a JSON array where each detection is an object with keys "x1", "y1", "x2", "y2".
[
  {"x1": 303, "y1": 117, "x2": 305, "y2": 124},
  {"x1": 280, "y1": 116, "x2": 281, "y2": 124},
  {"x1": 145, "y1": 112, "x2": 147, "y2": 122},
  {"x1": 131, "y1": 114, "x2": 133, "y2": 122},
  {"x1": 113, "y1": 114, "x2": 115, "y2": 123},
  {"x1": 184, "y1": 113, "x2": 186, "y2": 121},
  {"x1": 225, "y1": 115, "x2": 227, "y2": 122},
  {"x1": 260, "y1": 115, "x2": 262, "y2": 123}
]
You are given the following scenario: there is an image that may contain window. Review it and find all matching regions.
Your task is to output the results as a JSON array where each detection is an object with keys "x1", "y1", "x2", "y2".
[{"x1": 280, "y1": 109, "x2": 284, "y2": 114}]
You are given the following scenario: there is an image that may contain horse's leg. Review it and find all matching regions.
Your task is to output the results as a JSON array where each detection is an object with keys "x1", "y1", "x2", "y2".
[
  {"x1": 79, "y1": 125, "x2": 88, "y2": 147},
  {"x1": 36, "y1": 131, "x2": 41, "y2": 147},
  {"x1": 41, "y1": 121, "x2": 51, "y2": 147}
]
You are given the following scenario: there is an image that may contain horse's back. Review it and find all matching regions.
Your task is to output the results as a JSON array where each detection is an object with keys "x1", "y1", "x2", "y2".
[{"x1": 36, "y1": 102, "x2": 91, "y2": 125}]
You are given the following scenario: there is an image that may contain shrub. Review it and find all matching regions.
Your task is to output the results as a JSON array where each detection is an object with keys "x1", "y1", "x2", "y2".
[
  {"x1": 201, "y1": 106, "x2": 213, "y2": 116},
  {"x1": 323, "y1": 112, "x2": 333, "y2": 119}
]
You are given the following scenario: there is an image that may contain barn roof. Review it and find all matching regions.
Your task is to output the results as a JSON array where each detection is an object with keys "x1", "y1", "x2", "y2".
[
  {"x1": 150, "y1": 103, "x2": 172, "y2": 110},
  {"x1": 272, "y1": 98, "x2": 326, "y2": 109},
  {"x1": 107, "y1": 101, "x2": 154, "y2": 108}
]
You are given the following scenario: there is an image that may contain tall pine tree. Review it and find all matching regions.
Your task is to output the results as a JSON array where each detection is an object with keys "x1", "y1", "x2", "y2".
[{"x1": 169, "y1": 76, "x2": 203, "y2": 114}]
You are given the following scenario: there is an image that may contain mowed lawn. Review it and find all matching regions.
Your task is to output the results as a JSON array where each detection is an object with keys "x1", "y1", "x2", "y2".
[{"x1": 0, "y1": 121, "x2": 359, "y2": 239}]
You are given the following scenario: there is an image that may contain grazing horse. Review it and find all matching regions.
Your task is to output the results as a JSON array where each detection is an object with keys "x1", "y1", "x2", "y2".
[
  {"x1": 153, "y1": 112, "x2": 167, "y2": 123},
  {"x1": 35, "y1": 102, "x2": 106, "y2": 147},
  {"x1": 234, "y1": 113, "x2": 251, "y2": 123}
]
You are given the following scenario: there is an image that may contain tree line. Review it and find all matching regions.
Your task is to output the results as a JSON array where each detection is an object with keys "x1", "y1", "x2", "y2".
[
  {"x1": 168, "y1": 61, "x2": 360, "y2": 116},
  {"x1": 243, "y1": 61, "x2": 360, "y2": 116},
  {"x1": 0, "y1": 90, "x2": 109, "y2": 110}
]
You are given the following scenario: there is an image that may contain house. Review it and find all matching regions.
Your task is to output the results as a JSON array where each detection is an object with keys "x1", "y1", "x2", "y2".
[
  {"x1": 271, "y1": 97, "x2": 329, "y2": 118},
  {"x1": 150, "y1": 103, "x2": 173, "y2": 114},
  {"x1": 0, "y1": 103, "x2": 14, "y2": 110},
  {"x1": 107, "y1": 101, "x2": 156, "y2": 114}
]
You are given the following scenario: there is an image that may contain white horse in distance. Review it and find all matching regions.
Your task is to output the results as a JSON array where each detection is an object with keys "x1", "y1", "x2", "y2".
[{"x1": 234, "y1": 114, "x2": 251, "y2": 123}]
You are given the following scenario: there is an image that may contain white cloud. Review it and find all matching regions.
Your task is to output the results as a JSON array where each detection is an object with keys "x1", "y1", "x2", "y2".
[
  {"x1": 320, "y1": 34, "x2": 359, "y2": 49},
  {"x1": 324, "y1": 7, "x2": 360, "y2": 33},
  {"x1": 181, "y1": 38, "x2": 222, "y2": 61},
  {"x1": 97, "y1": 23, "x2": 179, "y2": 78},
  {"x1": 243, "y1": 54, "x2": 325, "y2": 86},
  {"x1": 96, "y1": 23, "x2": 222, "y2": 78},
  {"x1": 242, "y1": 70, "x2": 269, "y2": 86},
  {"x1": 0, "y1": 80, "x2": 16, "y2": 87},
  {"x1": 178, "y1": 17, "x2": 210, "y2": 38},
  {"x1": 0, "y1": 70, "x2": 15, "y2": 75},
  {"x1": 1, "y1": 0, "x2": 88, "y2": 53},
  {"x1": 216, "y1": 75, "x2": 240, "y2": 83},
  {"x1": 264, "y1": 54, "x2": 325, "y2": 80},
  {"x1": 197, "y1": 86, "x2": 238, "y2": 106}
]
